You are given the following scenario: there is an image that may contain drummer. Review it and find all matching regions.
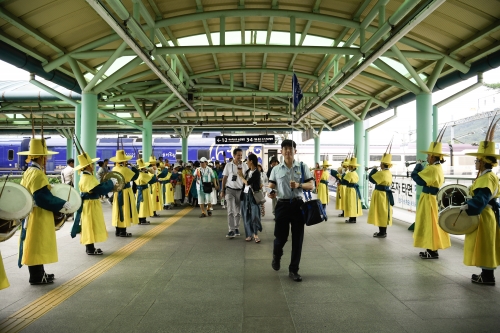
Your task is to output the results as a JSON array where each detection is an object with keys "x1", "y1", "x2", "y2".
[
  {"x1": 460, "y1": 124, "x2": 500, "y2": 285},
  {"x1": 343, "y1": 155, "x2": 363, "y2": 223},
  {"x1": 72, "y1": 152, "x2": 117, "y2": 255},
  {"x1": 110, "y1": 150, "x2": 139, "y2": 237},
  {"x1": 317, "y1": 160, "x2": 331, "y2": 209},
  {"x1": 367, "y1": 150, "x2": 394, "y2": 238},
  {"x1": 411, "y1": 130, "x2": 450, "y2": 259},
  {"x1": 18, "y1": 138, "x2": 72, "y2": 285}
]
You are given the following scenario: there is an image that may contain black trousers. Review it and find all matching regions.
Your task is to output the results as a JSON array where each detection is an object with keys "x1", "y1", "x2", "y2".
[
  {"x1": 273, "y1": 200, "x2": 305, "y2": 273},
  {"x1": 28, "y1": 264, "x2": 45, "y2": 281}
]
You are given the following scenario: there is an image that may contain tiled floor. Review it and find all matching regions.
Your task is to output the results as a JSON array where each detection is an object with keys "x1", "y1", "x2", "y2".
[{"x1": 1, "y1": 198, "x2": 499, "y2": 332}]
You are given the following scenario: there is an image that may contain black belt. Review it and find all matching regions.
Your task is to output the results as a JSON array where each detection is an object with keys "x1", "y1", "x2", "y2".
[
  {"x1": 226, "y1": 186, "x2": 242, "y2": 190},
  {"x1": 278, "y1": 197, "x2": 302, "y2": 202},
  {"x1": 422, "y1": 186, "x2": 439, "y2": 195}
]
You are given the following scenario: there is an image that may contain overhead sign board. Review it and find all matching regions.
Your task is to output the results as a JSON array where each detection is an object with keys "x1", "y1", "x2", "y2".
[
  {"x1": 301, "y1": 129, "x2": 314, "y2": 142},
  {"x1": 215, "y1": 135, "x2": 275, "y2": 144}
]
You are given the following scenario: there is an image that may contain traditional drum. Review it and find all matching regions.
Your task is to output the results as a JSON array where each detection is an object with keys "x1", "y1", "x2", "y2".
[
  {"x1": 50, "y1": 184, "x2": 81, "y2": 230},
  {"x1": 438, "y1": 205, "x2": 479, "y2": 235},
  {"x1": 0, "y1": 182, "x2": 33, "y2": 242},
  {"x1": 437, "y1": 184, "x2": 469, "y2": 211},
  {"x1": 103, "y1": 171, "x2": 125, "y2": 192}
]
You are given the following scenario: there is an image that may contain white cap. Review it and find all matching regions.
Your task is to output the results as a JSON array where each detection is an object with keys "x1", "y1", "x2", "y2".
[
  {"x1": 186, "y1": 163, "x2": 192, "y2": 167},
  {"x1": 173, "y1": 163, "x2": 181, "y2": 169},
  {"x1": 200, "y1": 157, "x2": 208, "y2": 162}
]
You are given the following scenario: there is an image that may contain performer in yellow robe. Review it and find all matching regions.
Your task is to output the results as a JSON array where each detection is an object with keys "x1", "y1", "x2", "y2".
[
  {"x1": 317, "y1": 160, "x2": 331, "y2": 208},
  {"x1": 367, "y1": 152, "x2": 394, "y2": 238},
  {"x1": 330, "y1": 158, "x2": 349, "y2": 217},
  {"x1": 18, "y1": 138, "x2": 68, "y2": 285},
  {"x1": 0, "y1": 255, "x2": 8, "y2": 290},
  {"x1": 412, "y1": 135, "x2": 450, "y2": 259},
  {"x1": 110, "y1": 150, "x2": 139, "y2": 237},
  {"x1": 461, "y1": 127, "x2": 500, "y2": 285},
  {"x1": 164, "y1": 169, "x2": 175, "y2": 209},
  {"x1": 72, "y1": 152, "x2": 116, "y2": 255},
  {"x1": 344, "y1": 156, "x2": 362, "y2": 223},
  {"x1": 149, "y1": 156, "x2": 163, "y2": 216},
  {"x1": 136, "y1": 158, "x2": 154, "y2": 224}
]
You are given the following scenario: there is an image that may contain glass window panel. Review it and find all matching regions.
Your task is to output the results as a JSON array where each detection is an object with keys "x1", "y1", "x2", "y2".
[{"x1": 302, "y1": 35, "x2": 333, "y2": 47}]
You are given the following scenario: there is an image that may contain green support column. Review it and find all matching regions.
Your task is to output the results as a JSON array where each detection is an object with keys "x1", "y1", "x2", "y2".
[
  {"x1": 412, "y1": 93, "x2": 433, "y2": 230},
  {"x1": 74, "y1": 104, "x2": 81, "y2": 191},
  {"x1": 142, "y1": 119, "x2": 152, "y2": 160},
  {"x1": 354, "y1": 120, "x2": 367, "y2": 209},
  {"x1": 66, "y1": 138, "x2": 73, "y2": 159},
  {"x1": 314, "y1": 135, "x2": 320, "y2": 166},
  {"x1": 81, "y1": 93, "x2": 98, "y2": 161},
  {"x1": 364, "y1": 129, "x2": 370, "y2": 208},
  {"x1": 432, "y1": 105, "x2": 438, "y2": 140},
  {"x1": 182, "y1": 137, "x2": 188, "y2": 162}
]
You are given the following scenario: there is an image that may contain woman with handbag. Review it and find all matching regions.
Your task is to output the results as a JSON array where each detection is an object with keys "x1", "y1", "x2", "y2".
[
  {"x1": 238, "y1": 154, "x2": 263, "y2": 243},
  {"x1": 258, "y1": 164, "x2": 267, "y2": 217}
]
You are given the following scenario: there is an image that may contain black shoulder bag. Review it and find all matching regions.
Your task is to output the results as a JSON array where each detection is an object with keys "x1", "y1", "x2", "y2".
[{"x1": 300, "y1": 162, "x2": 327, "y2": 226}]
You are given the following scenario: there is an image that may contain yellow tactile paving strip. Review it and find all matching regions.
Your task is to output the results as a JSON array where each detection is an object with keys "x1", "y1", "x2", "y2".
[{"x1": 0, "y1": 207, "x2": 193, "y2": 333}]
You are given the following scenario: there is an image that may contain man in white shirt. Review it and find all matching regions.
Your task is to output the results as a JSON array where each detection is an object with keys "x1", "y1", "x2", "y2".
[
  {"x1": 221, "y1": 148, "x2": 248, "y2": 238},
  {"x1": 61, "y1": 158, "x2": 74, "y2": 186}
]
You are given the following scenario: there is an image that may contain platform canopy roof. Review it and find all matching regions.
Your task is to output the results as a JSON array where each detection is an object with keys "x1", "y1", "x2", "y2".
[{"x1": 0, "y1": 0, "x2": 499, "y2": 134}]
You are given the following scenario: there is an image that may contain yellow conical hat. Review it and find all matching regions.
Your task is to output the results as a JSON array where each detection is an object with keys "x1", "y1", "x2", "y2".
[
  {"x1": 380, "y1": 153, "x2": 393, "y2": 167},
  {"x1": 74, "y1": 152, "x2": 100, "y2": 171},
  {"x1": 17, "y1": 139, "x2": 57, "y2": 156},
  {"x1": 322, "y1": 160, "x2": 332, "y2": 168},
  {"x1": 110, "y1": 150, "x2": 133, "y2": 162},
  {"x1": 465, "y1": 116, "x2": 500, "y2": 162},
  {"x1": 420, "y1": 142, "x2": 449, "y2": 157},
  {"x1": 149, "y1": 156, "x2": 157, "y2": 164},
  {"x1": 348, "y1": 157, "x2": 360, "y2": 167},
  {"x1": 136, "y1": 158, "x2": 150, "y2": 169}
]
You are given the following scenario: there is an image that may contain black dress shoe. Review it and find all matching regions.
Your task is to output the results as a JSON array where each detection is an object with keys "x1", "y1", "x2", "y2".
[
  {"x1": 471, "y1": 273, "x2": 495, "y2": 285},
  {"x1": 272, "y1": 255, "x2": 281, "y2": 271},
  {"x1": 289, "y1": 272, "x2": 302, "y2": 282},
  {"x1": 338, "y1": 213, "x2": 344, "y2": 217},
  {"x1": 29, "y1": 273, "x2": 54, "y2": 285},
  {"x1": 118, "y1": 232, "x2": 132, "y2": 237},
  {"x1": 46, "y1": 273, "x2": 55, "y2": 280}
]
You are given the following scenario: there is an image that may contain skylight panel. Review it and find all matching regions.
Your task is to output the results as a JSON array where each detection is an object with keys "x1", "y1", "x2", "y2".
[
  {"x1": 104, "y1": 56, "x2": 136, "y2": 77},
  {"x1": 302, "y1": 35, "x2": 333, "y2": 47},
  {"x1": 177, "y1": 35, "x2": 209, "y2": 46}
]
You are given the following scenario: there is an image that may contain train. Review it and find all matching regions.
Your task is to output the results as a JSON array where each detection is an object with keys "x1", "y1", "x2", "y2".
[{"x1": 0, "y1": 133, "x2": 481, "y2": 175}]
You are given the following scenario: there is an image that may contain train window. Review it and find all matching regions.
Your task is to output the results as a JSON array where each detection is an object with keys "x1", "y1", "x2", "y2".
[
  {"x1": 392, "y1": 155, "x2": 401, "y2": 161},
  {"x1": 405, "y1": 155, "x2": 416, "y2": 162},
  {"x1": 197, "y1": 149, "x2": 210, "y2": 160},
  {"x1": 320, "y1": 154, "x2": 328, "y2": 161},
  {"x1": 8, "y1": 149, "x2": 14, "y2": 161},
  {"x1": 176, "y1": 150, "x2": 182, "y2": 161},
  {"x1": 331, "y1": 155, "x2": 345, "y2": 161},
  {"x1": 370, "y1": 155, "x2": 382, "y2": 161}
]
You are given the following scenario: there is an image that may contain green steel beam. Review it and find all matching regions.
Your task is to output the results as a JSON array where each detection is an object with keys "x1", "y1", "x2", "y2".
[
  {"x1": 97, "y1": 108, "x2": 143, "y2": 131},
  {"x1": 111, "y1": 70, "x2": 153, "y2": 89},
  {"x1": 155, "y1": 9, "x2": 360, "y2": 30},
  {"x1": 189, "y1": 68, "x2": 318, "y2": 81},
  {"x1": 147, "y1": 93, "x2": 177, "y2": 120},
  {"x1": 426, "y1": 58, "x2": 446, "y2": 90},
  {"x1": 72, "y1": 45, "x2": 362, "y2": 58},
  {"x1": 342, "y1": 86, "x2": 387, "y2": 108},
  {"x1": 462, "y1": 40, "x2": 500, "y2": 64},
  {"x1": 331, "y1": 95, "x2": 361, "y2": 121},
  {"x1": 450, "y1": 20, "x2": 500, "y2": 56},
  {"x1": 372, "y1": 59, "x2": 421, "y2": 95},
  {"x1": 94, "y1": 57, "x2": 143, "y2": 93},
  {"x1": 68, "y1": 57, "x2": 88, "y2": 90},
  {"x1": 389, "y1": 45, "x2": 430, "y2": 94},
  {"x1": 129, "y1": 96, "x2": 147, "y2": 120},
  {"x1": 84, "y1": 41, "x2": 127, "y2": 92},
  {"x1": 29, "y1": 77, "x2": 79, "y2": 107},
  {"x1": 43, "y1": 34, "x2": 121, "y2": 72},
  {"x1": 360, "y1": 99, "x2": 373, "y2": 120}
]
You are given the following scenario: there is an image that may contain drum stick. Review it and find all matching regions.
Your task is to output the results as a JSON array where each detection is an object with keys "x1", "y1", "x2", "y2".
[
  {"x1": 0, "y1": 172, "x2": 11, "y2": 199},
  {"x1": 452, "y1": 210, "x2": 463, "y2": 227}
]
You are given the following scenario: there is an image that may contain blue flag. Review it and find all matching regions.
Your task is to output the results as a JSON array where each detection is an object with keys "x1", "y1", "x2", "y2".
[{"x1": 292, "y1": 73, "x2": 303, "y2": 111}]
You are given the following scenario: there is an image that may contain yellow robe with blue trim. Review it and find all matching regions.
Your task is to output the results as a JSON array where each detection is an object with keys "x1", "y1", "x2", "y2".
[
  {"x1": 413, "y1": 164, "x2": 450, "y2": 250},
  {"x1": 336, "y1": 171, "x2": 347, "y2": 210},
  {"x1": 165, "y1": 173, "x2": 174, "y2": 205},
  {"x1": 20, "y1": 167, "x2": 58, "y2": 265},
  {"x1": 367, "y1": 169, "x2": 393, "y2": 227},
  {"x1": 317, "y1": 170, "x2": 330, "y2": 205},
  {"x1": 0, "y1": 254, "x2": 9, "y2": 290},
  {"x1": 79, "y1": 173, "x2": 108, "y2": 245},
  {"x1": 150, "y1": 174, "x2": 163, "y2": 211},
  {"x1": 464, "y1": 172, "x2": 500, "y2": 268},
  {"x1": 136, "y1": 172, "x2": 154, "y2": 218},
  {"x1": 343, "y1": 171, "x2": 362, "y2": 218},
  {"x1": 111, "y1": 166, "x2": 139, "y2": 227}
]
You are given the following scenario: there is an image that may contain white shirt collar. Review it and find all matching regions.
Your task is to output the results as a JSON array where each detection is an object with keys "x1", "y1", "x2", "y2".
[
  {"x1": 31, "y1": 161, "x2": 42, "y2": 169},
  {"x1": 480, "y1": 169, "x2": 492, "y2": 176}
]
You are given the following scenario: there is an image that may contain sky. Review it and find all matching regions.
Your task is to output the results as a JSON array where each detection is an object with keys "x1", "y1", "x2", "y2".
[{"x1": 1, "y1": 59, "x2": 499, "y2": 144}]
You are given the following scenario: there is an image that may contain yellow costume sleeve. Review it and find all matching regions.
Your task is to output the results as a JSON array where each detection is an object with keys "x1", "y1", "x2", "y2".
[{"x1": 417, "y1": 165, "x2": 435, "y2": 186}]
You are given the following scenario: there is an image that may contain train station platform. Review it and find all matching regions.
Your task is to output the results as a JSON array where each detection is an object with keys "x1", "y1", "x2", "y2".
[{"x1": 1, "y1": 198, "x2": 499, "y2": 333}]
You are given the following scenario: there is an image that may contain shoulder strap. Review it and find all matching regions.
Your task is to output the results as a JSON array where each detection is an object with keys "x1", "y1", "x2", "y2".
[{"x1": 300, "y1": 162, "x2": 312, "y2": 201}]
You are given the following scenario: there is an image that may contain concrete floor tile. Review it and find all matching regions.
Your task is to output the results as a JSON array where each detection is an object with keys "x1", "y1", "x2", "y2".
[
  {"x1": 295, "y1": 319, "x2": 406, "y2": 333},
  {"x1": 102, "y1": 314, "x2": 144, "y2": 333},
  {"x1": 134, "y1": 322, "x2": 242, "y2": 333},
  {"x1": 242, "y1": 316, "x2": 295, "y2": 333},
  {"x1": 288, "y1": 301, "x2": 384, "y2": 323},
  {"x1": 403, "y1": 298, "x2": 500, "y2": 319}
]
